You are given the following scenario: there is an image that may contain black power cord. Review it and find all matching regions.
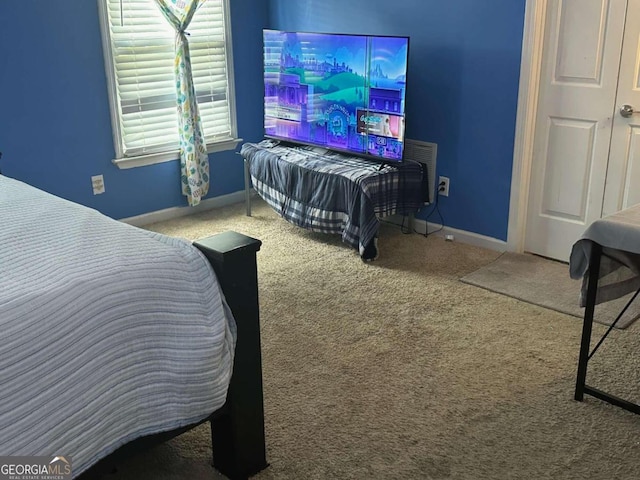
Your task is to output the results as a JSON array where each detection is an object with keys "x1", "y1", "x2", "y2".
[
  {"x1": 421, "y1": 180, "x2": 446, "y2": 237},
  {"x1": 380, "y1": 179, "x2": 446, "y2": 237}
]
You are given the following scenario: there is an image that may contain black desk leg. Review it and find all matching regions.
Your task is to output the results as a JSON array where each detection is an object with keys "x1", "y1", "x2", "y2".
[{"x1": 574, "y1": 242, "x2": 602, "y2": 401}]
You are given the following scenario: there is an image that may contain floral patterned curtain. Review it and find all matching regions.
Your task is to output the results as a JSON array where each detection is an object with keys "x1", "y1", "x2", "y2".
[{"x1": 154, "y1": 0, "x2": 209, "y2": 206}]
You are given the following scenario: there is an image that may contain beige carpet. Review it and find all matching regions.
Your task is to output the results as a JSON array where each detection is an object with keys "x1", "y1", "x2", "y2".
[
  {"x1": 460, "y1": 252, "x2": 640, "y2": 329},
  {"x1": 86, "y1": 199, "x2": 640, "y2": 480}
]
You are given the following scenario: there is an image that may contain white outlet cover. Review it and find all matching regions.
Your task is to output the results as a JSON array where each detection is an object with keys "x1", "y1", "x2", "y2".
[{"x1": 91, "y1": 175, "x2": 105, "y2": 195}]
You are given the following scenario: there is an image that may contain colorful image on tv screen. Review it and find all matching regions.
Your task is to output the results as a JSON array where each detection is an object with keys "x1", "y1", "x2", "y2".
[{"x1": 263, "y1": 30, "x2": 409, "y2": 162}]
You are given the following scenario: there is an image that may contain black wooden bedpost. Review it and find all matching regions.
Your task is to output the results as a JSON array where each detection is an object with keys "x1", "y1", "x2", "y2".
[{"x1": 194, "y1": 231, "x2": 268, "y2": 479}]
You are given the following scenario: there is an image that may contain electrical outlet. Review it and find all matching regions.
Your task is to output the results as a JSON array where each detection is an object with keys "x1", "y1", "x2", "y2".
[
  {"x1": 438, "y1": 176, "x2": 450, "y2": 197},
  {"x1": 91, "y1": 175, "x2": 105, "y2": 195}
]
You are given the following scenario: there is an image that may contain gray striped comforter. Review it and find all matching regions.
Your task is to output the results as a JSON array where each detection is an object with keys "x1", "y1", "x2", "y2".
[{"x1": 0, "y1": 175, "x2": 236, "y2": 477}]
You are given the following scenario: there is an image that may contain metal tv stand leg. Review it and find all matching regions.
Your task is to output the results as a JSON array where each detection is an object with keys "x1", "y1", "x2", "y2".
[{"x1": 244, "y1": 157, "x2": 252, "y2": 217}]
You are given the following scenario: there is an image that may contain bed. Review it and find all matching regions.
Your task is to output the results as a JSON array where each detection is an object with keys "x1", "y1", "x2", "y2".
[
  {"x1": 0, "y1": 175, "x2": 267, "y2": 479},
  {"x1": 241, "y1": 140, "x2": 428, "y2": 260}
]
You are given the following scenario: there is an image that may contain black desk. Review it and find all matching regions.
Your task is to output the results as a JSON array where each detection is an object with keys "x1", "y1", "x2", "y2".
[{"x1": 569, "y1": 204, "x2": 640, "y2": 414}]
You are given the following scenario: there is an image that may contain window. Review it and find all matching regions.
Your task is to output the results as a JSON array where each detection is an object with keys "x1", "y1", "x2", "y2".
[{"x1": 98, "y1": 0, "x2": 239, "y2": 168}]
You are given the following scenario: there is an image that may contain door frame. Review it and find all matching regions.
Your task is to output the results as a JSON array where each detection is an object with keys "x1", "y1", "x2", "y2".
[{"x1": 507, "y1": 0, "x2": 549, "y2": 254}]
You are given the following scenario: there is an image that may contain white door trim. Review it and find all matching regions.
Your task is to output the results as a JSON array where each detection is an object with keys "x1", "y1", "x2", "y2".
[{"x1": 507, "y1": 0, "x2": 548, "y2": 253}]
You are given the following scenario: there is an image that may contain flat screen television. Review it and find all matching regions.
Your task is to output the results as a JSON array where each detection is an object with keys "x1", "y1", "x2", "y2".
[{"x1": 263, "y1": 29, "x2": 409, "y2": 162}]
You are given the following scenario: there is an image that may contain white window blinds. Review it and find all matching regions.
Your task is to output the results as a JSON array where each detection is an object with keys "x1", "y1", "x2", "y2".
[{"x1": 99, "y1": 0, "x2": 236, "y2": 159}]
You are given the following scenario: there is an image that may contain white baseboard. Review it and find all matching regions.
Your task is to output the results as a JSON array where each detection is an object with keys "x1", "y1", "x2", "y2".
[
  {"x1": 412, "y1": 218, "x2": 507, "y2": 252},
  {"x1": 120, "y1": 190, "x2": 246, "y2": 227},
  {"x1": 122, "y1": 192, "x2": 508, "y2": 253}
]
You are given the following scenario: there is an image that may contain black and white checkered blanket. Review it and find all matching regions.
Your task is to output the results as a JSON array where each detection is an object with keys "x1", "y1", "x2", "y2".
[{"x1": 241, "y1": 141, "x2": 428, "y2": 252}]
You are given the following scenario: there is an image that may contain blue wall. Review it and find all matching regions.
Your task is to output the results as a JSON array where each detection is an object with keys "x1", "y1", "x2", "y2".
[
  {"x1": 1, "y1": 1, "x2": 525, "y2": 240},
  {"x1": 0, "y1": 0, "x2": 268, "y2": 220},
  {"x1": 269, "y1": 0, "x2": 526, "y2": 241}
]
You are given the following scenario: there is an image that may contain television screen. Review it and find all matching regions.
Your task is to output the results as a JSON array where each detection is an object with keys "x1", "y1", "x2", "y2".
[{"x1": 263, "y1": 30, "x2": 409, "y2": 162}]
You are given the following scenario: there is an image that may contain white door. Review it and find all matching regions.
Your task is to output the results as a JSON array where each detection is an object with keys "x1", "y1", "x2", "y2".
[
  {"x1": 602, "y1": 3, "x2": 640, "y2": 215},
  {"x1": 524, "y1": 0, "x2": 636, "y2": 261}
]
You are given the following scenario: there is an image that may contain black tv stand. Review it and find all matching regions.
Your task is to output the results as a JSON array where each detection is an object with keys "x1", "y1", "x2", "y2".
[{"x1": 240, "y1": 141, "x2": 427, "y2": 260}]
